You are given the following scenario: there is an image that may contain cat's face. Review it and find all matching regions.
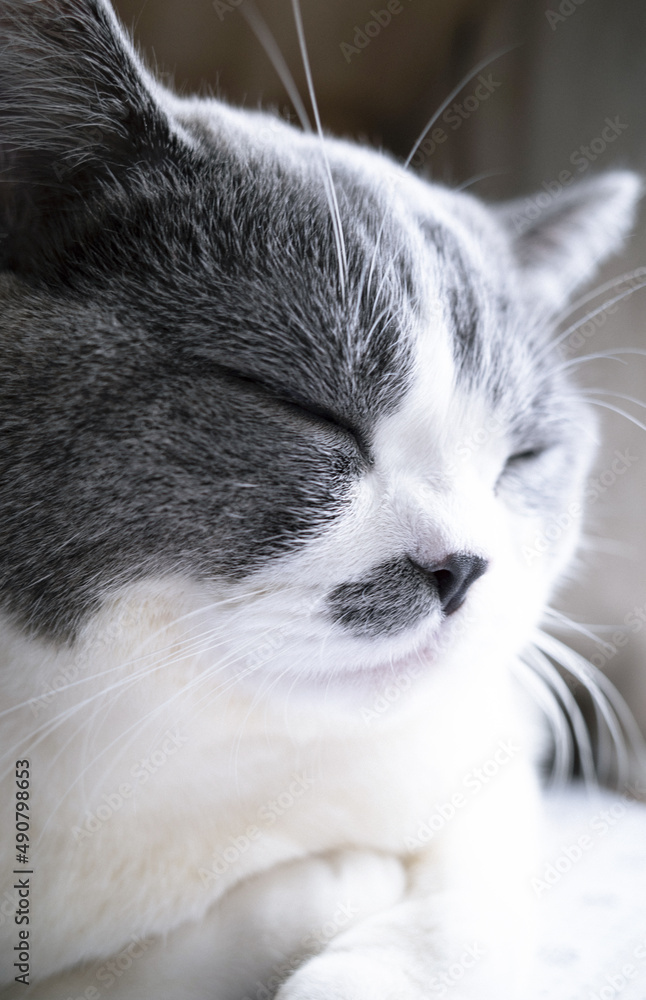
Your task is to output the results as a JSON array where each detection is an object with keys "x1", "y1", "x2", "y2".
[{"x1": 0, "y1": 0, "x2": 639, "y2": 701}]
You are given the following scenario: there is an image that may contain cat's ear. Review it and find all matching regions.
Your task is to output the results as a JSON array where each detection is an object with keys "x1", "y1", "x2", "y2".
[
  {"x1": 0, "y1": 0, "x2": 179, "y2": 272},
  {"x1": 497, "y1": 171, "x2": 642, "y2": 310}
]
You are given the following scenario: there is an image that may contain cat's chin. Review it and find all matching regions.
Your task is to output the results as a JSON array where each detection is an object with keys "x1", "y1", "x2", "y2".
[{"x1": 296, "y1": 638, "x2": 438, "y2": 698}]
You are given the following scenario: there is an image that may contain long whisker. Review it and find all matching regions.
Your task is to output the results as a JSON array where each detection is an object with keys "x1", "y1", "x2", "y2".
[
  {"x1": 542, "y1": 608, "x2": 637, "y2": 776},
  {"x1": 227, "y1": 638, "x2": 309, "y2": 793},
  {"x1": 0, "y1": 621, "x2": 229, "y2": 740},
  {"x1": 239, "y1": 0, "x2": 311, "y2": 131},
  {"x1": 364, "y1": 301, "x2": 408, "y2": 349},
  {"x1": 554, "y1": 266, "x2": 646, "y2": 327},
  {"x1": 583, "y1": 387, "x2": 646, "y2": 410},
  {"x1": 364, "y1": 208, "x2": 399, "y2": 306},
  {"x1": 36, "y1": 619, "x2": 297, "y2": 840},
  {"x1": 545, "y1": 279, "x2": 646, "y2": 359},
  {"x1": 290, "y1": 0, "x2": 348, "y2": 297},
  {"x1": 0, "y1": 587, "x2": 301, "y2": 720},
  {"x1": 544, "y1": 606, "x2": 625, "y2": 645},
  {"x1": 0, "y1": 625, "x2": 234, "y2": 777},
  {"x1": 404, "y1": 43, "x2": 520, "y2": 170},
  {"x1": 535, "y1": 630, "x2": 645, "y2": 786},
  {"x1": 556, "y1": 348, "x2": 646, "y2": 373},
  {"x1": 524, "y1": 643, "x2": 597, "y2": 786},
  {"x1": 582, "y1": 397, "x2": 646, "y2": 434},
  {"x1": 578, "y1": 533, "x2": 637, "y2": 559},
  {"x1": 367, "y1": 245, "x2": 408, "y2": 324},
  {"x1": 34, "y1": 620, "x2": 238, "y2": 790},
  {"x1": 456, "y1": 169, "x2": 508, "y2": 192},
  {"x1": 512, "y1": 658, "x2": 573, "y2": 785},
  {"x1": 0, "y1": 595, "x2": 309, "y2": 780}
]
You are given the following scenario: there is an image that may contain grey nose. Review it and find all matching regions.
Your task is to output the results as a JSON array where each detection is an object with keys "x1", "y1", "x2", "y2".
[{"x1": 410, "y1": 552, "x2": 488, "y2": 615}]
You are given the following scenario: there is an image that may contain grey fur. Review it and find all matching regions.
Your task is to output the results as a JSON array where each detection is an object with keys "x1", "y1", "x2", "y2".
[{"x1": 0, "y1": 0, "x2": 640, "y2": 644}]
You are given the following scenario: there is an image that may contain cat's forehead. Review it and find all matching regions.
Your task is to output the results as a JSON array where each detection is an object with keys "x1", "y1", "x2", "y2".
[
  {"x1": 85, "y1": 111, "x2": 533, "y2": 436},
  {"x1": 41, "y1": 98, "x2": 546, "y2": 455}
]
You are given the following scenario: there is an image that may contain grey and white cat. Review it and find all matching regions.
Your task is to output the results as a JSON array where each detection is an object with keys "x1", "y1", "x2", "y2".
[{"x1": 0, "y1": 1, "x2": 641, "y2": 998}]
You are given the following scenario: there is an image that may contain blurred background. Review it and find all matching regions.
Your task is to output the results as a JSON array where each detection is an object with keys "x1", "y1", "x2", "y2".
[{"x1": 112, "y1": 0, "x2": 646, "y2": 741}]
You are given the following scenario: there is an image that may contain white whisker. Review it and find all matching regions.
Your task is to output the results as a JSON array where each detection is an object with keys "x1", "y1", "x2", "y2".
[
  {"x1": 523, "y1": 643, "x2": 597, "y2": 786},
  {"x1": 546, "y1": 278, "x2": 646, "y2": 359},
  {"x1": 535, "y1": 630, "x2": 645, "y2": 787},
  {"x1": 582, "y1": 397, "x2": 646, "y2": 433},
  {"x1": 239, "y1": 0, "x2": 311, "y2": 132},
  {"x1": 554, "y1": 266, "x2": 646, "y2": 326},
  {"x1": 556, "y1": 348, "x2": 646, "y2": 373},
  {"x1": 404, "y1": 43, "x2": 520, "y2": 170},
  {"x1": 35, "y1": 618, "x2": 298, "y2": 840},
  {"x1": 544, "y1": 606, "x2": 624, "y2": 645},
  {"x1": 583, "y1": 387, "x2": 646, "y2": 409},
  {"x1": 513, "y1": 658, "x2": 573, "y2": 785},
  {"x1": 290, "y1": 0, "x2": 347, "y2": 297},
  {"x1": 456, "y1": 169, "x2": 508, "y2": 192}
]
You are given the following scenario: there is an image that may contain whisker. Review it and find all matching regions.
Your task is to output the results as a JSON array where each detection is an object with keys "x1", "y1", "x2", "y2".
[
  {"x1": 554, "y1": 266, "x2": 646, "y2": 327},
  {"x1": 365, "y1": 209, "x2": 399, "y2": 305},
  {"x1": 583, "y1": 387, "x2": 646, "y2": 410},
  {"x1": 545, "y1": 279, "x2": 646, "y2": 360},
  {"x1": 228, "y1": 643, "x2": 306, "y2": 792},
  {"x1": 578, "y1": 534, "x2": 638, "y2": 559},
  {"x1": 364, "y1": 301, "x2": 407, "y2": 349},
  {"x1": 0, "y1": 624, "x2": 232, "y2": 754},
  {"x1": 456, "y1": 169, "x2": 508, "y2": 192},
  {"x1": 404, "y1": 43, "x2": 520, "y2": 170},
  {"x1": 239, "y1": 0, "x2": 311, "y2": 131},
  {"x1": 535, "y1": 631, "x2": 645, "y2": 787},
  {"x1": 0, "y1": 587, "x2": 301, "y2": 720},
  {"x1": 35, "y1": 619, "x2": 296, "y2": 840},
  {"x1": 523, "y1": 643, "x2": 597, "y2": 786},
  {"x1": 33, "y1": 621, "x2": 238, "y2": 790},
  {"x1": 556, "y1": 348, "x2": 646, "y2": 373},
  {"x1": 367, "y1": 246, "x2": 408, "y2": 323},
  {"x1": 60, "y1": 594, "x2": 319, "y2": 807},
  {"x1": 290, "y1": 0, "x2": 348, "y2": 297},
  {"x1": 582, "y1": 397, "x2": 646, "y2": 434},
  {"x1": 513, "y1": 658, "x2": 573, "y2": 785},
  {"x1": 544, "y1": 606, "x2": 626, "y2": 645},
  {"x1": 0, "y1": 596, "x2": 307, "y2": 780}
]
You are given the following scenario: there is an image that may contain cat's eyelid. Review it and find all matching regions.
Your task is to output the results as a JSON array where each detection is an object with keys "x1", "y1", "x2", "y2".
[
  {"x1": 507, "y1": 447, "x2": 547, "y2": 463},
  {"x1": 502, "y1": 442, "x2": 563, "y2": 473},
  {"x1": 186, "y1": 355, "x2": 371, "y2": 461},
  {"x1": 282, "y1": 397, "x2": 373, "y2": 465}
]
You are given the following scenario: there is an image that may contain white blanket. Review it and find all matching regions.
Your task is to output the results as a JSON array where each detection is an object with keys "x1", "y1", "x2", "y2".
[{"x1": 537, "y1": 788, "x2": 646, "y2": 1000}]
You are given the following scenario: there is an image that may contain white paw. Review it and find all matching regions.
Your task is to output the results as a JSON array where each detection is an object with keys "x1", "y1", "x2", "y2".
[{"x1": 274, "y1": 953, "x2": 419, "y2": 1000}]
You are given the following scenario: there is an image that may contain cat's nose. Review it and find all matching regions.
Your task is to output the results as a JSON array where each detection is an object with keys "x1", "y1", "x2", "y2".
[{"x1": 410, "y1": 552, "x2": 488, "y2": 615}]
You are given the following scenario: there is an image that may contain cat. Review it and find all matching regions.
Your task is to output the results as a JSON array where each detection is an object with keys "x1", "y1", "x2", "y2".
[{"x1": 0, "y1": 1, "x2": 641, "y2": 998}]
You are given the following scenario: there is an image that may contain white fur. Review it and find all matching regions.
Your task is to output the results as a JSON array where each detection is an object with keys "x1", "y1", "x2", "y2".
[{"x1": 1, "y1": 322, "x2": 570, "y2": 997}]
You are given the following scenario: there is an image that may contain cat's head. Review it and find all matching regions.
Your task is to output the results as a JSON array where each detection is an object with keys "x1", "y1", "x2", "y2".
[{"x1": 0, "y1": 0, "x2": 640, "y2": 703}]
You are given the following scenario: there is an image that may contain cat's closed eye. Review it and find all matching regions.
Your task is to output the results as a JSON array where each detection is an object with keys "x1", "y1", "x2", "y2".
[
  {"x1": 285, "y1": 398, "x2": 370, "y2": 457},
  {"x1": 189, "y1": 356, "x2": 369, "y2": 457},
  {"x1": 496, "y1": 442, "x2": 576, "y2": 510},
  {"x1": 505, "y1": 446, "x2": 549, "y2": 466}
]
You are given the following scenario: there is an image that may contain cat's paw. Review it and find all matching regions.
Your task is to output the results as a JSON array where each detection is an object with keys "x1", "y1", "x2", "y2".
[{"x1": 274, "y1": 953, "x2": 420, "y2": 1000}]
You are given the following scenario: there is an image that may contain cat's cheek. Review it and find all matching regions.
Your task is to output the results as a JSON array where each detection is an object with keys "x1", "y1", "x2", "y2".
[{"x1": 508, "y1": 502, "x2": 585, "y2": 588}]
